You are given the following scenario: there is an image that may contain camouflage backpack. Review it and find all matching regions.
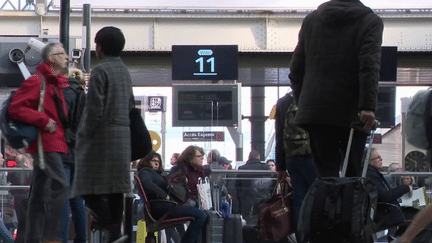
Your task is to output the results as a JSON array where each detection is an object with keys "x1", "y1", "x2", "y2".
[{"x1": 283, "y1": 94, "x2": 312, "y2": 157}]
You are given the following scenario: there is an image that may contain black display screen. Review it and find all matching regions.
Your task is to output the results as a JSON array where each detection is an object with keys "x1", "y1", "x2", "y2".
[
  {"x1": 375, "y1": 86, "x2": 396, "y2": 128},
  {"x1": 172, "y1": 45, "x2": 238, "y2": 80},
  {"x1": 173, "y1": 84, "x2": 238, "y2": 127},
  {"x1": 178, "y1": 91, "x2": 233, "y2": 121},
  {"x1": 380, "y1": 46, "x2": 398, "y2": 82}
]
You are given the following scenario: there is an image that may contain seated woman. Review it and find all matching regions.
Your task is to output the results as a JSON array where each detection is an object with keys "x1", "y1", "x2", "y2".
[
  {"x1": 137, "y1": 151, "x2": 207, "y2": 243},
  {"x1": 171, "y1": 145, "x2": 211, "y2": 207},
  {"x1": 402, "y1": 176, "x2": 418, "y2": 189}
]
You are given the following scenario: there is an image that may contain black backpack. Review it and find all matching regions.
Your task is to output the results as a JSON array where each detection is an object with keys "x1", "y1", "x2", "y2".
[
  {"x1": 0, "y1": 74, "x2": 45, "y2": 149},
  {"x1": 63, "y1": 81, "x2": 86, "y2": 146},
  {"x1": 297, "y1": 127, "x2": 378, "y2": 243},
  {"x1": 298, "y1": 177, "x2": 377, "y2": 243}
]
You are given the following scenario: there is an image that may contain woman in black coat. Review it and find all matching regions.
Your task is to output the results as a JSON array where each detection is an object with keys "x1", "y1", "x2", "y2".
[{"x1": 137, "y1": 151, "x2": 207, "y2": 243}]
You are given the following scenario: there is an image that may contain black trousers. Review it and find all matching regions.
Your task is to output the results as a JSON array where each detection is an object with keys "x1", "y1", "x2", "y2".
[
  {"x1": 303, "y1": 124, "x2": 368, "y2": 178},
  {"x1": 83, "y1": 193, "x2": 124, "y2": 241}
]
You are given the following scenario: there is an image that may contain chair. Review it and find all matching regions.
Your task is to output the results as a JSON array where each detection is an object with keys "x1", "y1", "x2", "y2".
[
  {"x1": 374, "y1": 202, "x2": 419, "y2": 242},
  {"x1": 134, "y1": 175, "x2": 194, "y2": 243}
]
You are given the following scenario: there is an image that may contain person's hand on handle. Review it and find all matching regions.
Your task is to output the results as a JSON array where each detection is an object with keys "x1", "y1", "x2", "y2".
[{"x1": 360, "y1": 110, "x2": 375, "y2": 130}]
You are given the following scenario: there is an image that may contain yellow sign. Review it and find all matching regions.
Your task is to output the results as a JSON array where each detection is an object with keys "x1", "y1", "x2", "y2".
[
  {"x1": 269, "y1": 104, "x2": 277, "y2": 120},
  {"x1": 149, "y1": 131, "x2": 161, "y2": 151},
  {"x1": 136, "y1": 219, "x2": 158, "y2": 243}
]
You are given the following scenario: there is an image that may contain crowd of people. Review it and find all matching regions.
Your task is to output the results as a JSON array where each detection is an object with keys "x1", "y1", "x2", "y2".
[
  {"x1": 1, "y1": 26, "x2": 131, "y2": 243},
  {"x1": 2, "y1": 0, "x2": 432, "y2": 242},
  {"x1": 0, "y1": 23, "x2": 280, "y2": 243},
  {"x1": 135, "y1": 146, "x2": 278, "y2": 243}
]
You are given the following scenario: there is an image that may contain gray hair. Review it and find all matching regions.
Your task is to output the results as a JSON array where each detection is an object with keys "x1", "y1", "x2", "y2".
[
  {"x1": 208, "y1": 149, "x2": 220, "y2": 162},
  {"x1": 41, "y1": 43, "x2": 59, "y2": 62},
  {"x1": 364, "y1": 147, "x2": 377, "y2": 165},
  {"x1": 388, "y1": 162, "x2": 401, "y2": 172}
]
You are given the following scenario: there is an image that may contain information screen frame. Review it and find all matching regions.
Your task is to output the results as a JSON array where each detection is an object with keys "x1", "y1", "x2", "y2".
[{"x1": 172, "y1": 84, "x2": 239, "y2": 127}]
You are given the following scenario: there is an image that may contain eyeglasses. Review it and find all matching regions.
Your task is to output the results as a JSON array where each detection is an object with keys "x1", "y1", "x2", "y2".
[
  {"x1": 370, "y1": 156, "x2": 382, "y2": 161},
  {"x1": 50, "y1": 52, "x2": 66, "y2": 56}
]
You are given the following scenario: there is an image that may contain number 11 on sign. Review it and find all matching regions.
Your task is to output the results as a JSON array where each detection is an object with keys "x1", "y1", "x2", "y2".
[{"x1": 194, "y1": 57, "x2": 217, "y2": 76}]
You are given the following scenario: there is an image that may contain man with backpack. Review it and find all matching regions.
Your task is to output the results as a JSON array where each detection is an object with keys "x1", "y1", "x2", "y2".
[
  {"x1": 59, "y1": 68, "x2": 87, "y2": 243},
  {"x1": 289, "y1": 0, "x2": 383, "y2": 178},
  {"x1": 8, "y1": 43, "x2": 70, "y2": 243},
  {"x1": 288, "y1": 1, "x2": 383, "y2": 242},
  {"x1": 275, "y1": 91, "x2": 317, "y2": 243}
]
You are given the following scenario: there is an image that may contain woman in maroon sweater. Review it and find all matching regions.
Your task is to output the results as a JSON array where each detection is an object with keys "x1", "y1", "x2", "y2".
[{"x1": 173, "y1": 146, "x2": 211, "y2": 207}]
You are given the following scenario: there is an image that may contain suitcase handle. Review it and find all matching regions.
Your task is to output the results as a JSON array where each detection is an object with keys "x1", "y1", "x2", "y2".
[{"x1": 341, "y1": 120, "x2": 380, "y2": 178}]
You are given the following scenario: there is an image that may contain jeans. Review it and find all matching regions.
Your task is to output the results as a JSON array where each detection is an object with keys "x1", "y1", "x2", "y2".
[
  {"x1": 0, "y1": 219, "x2": 14, "y2": 243},
  {"x1": 26, "y1": 152, "x2": 69, "y2": 243},
  {"x1": 285, "y1": 156, "x2": 317, "y2": 243},
  {"x1": 60, "y1": 157, "x2": 87, "y2": 243},
  {"x1": 154, "y1": 205, "x2": 207, "y2": 243},
  {"x1": 303, "y1": 124, "x2": 368, "y2": 177}
]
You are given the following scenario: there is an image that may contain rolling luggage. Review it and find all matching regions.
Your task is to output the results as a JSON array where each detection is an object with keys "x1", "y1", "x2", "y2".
[
  {"x1": 298, "y1": 123, "x2": 378, "y2": 243},
  {"x1": 223, "y1": 214, "x2": 243, "y2": 243},
  {"x1": 200, "y1": 210, "x2": 223, "y2": 243},
  {"x1": 242, "y1": 225, "x2": 283, "y2": 243}
]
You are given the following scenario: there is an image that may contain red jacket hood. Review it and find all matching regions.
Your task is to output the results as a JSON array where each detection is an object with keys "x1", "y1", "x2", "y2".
[{"x1": 36, "y1": 62, "x2": 69, "y2": 88}]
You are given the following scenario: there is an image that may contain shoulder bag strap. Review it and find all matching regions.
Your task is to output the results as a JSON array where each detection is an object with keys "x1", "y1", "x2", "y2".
[{"x1": 36, "y1": 74, "x2": 46, "y2": 170}]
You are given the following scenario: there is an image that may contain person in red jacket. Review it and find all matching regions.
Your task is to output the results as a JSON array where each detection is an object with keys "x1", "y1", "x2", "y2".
[{"x1": 9, "y1": 42, "x2": 70, "y2": 243}]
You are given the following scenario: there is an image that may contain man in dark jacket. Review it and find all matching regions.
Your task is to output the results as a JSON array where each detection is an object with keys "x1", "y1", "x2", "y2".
[
  {"x1": 236, "y1": 150, "x2": 272, "y2": 224},
  {"x1": 289, "y1": 0, "x2": 384, "y2": 177},
  {"x1": 367, "y1": 148, "x2": 412, "y2": 204},
  {"x1": 366, "y1": 148, "x2": 413, "y2": 232},
  {"x1": 207, "y1": 149, "x2": 222, "y2": 169}
]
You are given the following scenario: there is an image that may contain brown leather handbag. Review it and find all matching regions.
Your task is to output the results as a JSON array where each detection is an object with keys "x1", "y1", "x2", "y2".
[{"x1": 258, "y1": 178, "x2": 294, "y2": 241}]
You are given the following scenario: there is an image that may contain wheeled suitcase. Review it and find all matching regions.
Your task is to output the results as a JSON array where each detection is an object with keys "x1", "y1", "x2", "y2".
[
  {"x1": 242, "y1": 225, "x2": 281, "y2": 243},
  {"x1": 298, "y1": 123, "x2": 379, "y2": 243},
  {"x1": 223, "y1": 214, "x2": 243, "y2": 243},
  {"x1": 199, "y1": 210, "x2": 223, "y2": 243}
]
